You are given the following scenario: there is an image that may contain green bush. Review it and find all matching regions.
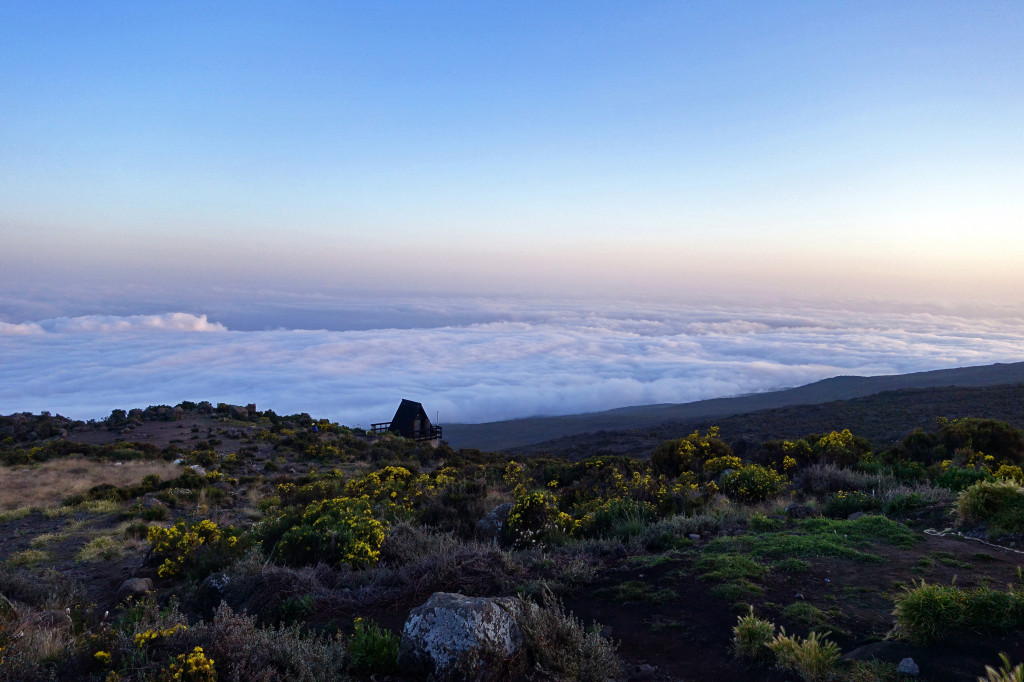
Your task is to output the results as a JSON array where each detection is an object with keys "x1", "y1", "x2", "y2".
[
  {"x1": 955, "y1": 480, "x2": 1024, "y2": 536},
  {"x1": 937, "y1": 466, "x2": 993, "y2": 491},
  {"x1": 504, "y1": 491, "x2": 572, "y2": 548},
  {"x1": 277, "y1": 497, "x2": 387, "y2": 568},
  {"x1": 718, "y1": 464, "x2": 788, "y2": 503},
  {"x1": 348, "y1": 618, "x2": 399, "y2": 674}
]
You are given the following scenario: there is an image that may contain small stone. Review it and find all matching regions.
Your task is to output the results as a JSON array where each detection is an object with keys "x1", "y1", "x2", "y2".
[
  {"x1": 117, "y1": 578, "x2": 153, "y2": 602},
  {"x1": 688, "y1": 533, "x2": 701, "y2": 541},
  {"x1": 847, "y1": 512, "x2": 865, "y2": 521},
  {"x1": 897, "y1": 657, "x2": 920, "y2": 675}
]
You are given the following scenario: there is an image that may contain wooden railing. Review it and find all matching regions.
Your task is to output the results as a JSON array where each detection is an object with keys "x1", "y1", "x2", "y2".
[{"x1": 370, "y1": 422, "x2": 442, "y2": 442}]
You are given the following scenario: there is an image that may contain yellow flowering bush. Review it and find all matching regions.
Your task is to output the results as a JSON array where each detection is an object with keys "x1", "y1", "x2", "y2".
[
  {"x1": 134, "y1": 624, "x2": 188, "y2": 648},
  {"x1": 505, "y1": 491, "x2": 575, "y2": 548},
  {"x1": 278, "y1": 496, "x2": 387, "y2": 568},
  {"x1": 148, "y1": 520, "x2": 239, "y2": 578},
  {"x1": 718, "y1": 464, "x2": 788, "y2": 504},
  {"x1": 159, "y1": 646, "x2": 216, "y2": 682}
]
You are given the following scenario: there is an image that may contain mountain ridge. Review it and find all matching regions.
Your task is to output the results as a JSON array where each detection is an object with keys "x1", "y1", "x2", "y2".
[{"x1": 443, "y1": 360, "x2": 1024, "y2": 451}]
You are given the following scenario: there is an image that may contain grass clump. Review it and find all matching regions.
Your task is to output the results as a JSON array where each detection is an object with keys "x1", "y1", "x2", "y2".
[
  {"x1": 955, "y1": 479, "x2": 1024, "y2": 536},
  {"x1": 980, "y1": 654, "x2": 1024, "y2": 682},
  {"x1": 892, "y1": 579, "x2": 1024, "y2": 644},
  {"x1": 767, "y1": 628, "x2": 841, "y2": 682},
  {"x1": 732, "y1": 606, "x2": 774, "y2": 661},
  {"x1": 696, "y1": 552, "x2": 768, "y2": 582},
  {"x1": 783, "y1": 602, "x2": 832, "y2": 630},
  {"x1": 76, "y1": 535, "x2": 125, "y2": 562},
  {"x1": 5, "y1": 549, "x2": 49, "y2": 567}
]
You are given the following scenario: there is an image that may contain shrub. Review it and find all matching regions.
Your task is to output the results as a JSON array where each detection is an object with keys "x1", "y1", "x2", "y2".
[
  {"x1": 516, "y1": 589, "x2": 622, "y2": 681},
  {"x1": 278, "y1": 496, "x2": 387, "y2": 568},
  {"x1": 505, "y1": 491, "x2": 573, "y2": 548},
  {"x1": 732, "y1": 607, "x2": 775, "y2": 660},
  {"x1": 955, "y1": 480, "x2": 1024, "y2": 536},
  {"x1": 821, "y1": 490, "x2": 876, "y2": 518},
  {"x1": 938, "y1": 466, "x2": 993, "y2": 491},
  {"x1": 767, "y1": 629, "x2": 840, "y2": 682},
  {"x1": 348, "y1": 618, "x2": 399, "y2": 674},
  {"x1": 718, "y1": 464, "x2": 788, "y2": 503},
  {"x1": 748, "y1": 513, "x2": 783, "y2": 532},
  {"x1": 148, "y1": 519, "x2": 241, "y2": 578}
]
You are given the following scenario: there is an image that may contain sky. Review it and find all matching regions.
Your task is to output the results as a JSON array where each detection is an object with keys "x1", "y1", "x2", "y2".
[{"x1": 1, "y1": 3, "x2": 1023, "y2": 423}]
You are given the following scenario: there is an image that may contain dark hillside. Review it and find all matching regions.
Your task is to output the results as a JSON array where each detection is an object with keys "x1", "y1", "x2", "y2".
[
  {"x1": 508, "y1": 382, "x2": 1024, "y2": 459},
  {"x1": 445, "y1": 361, "x2": 1024, "y2": 451}
]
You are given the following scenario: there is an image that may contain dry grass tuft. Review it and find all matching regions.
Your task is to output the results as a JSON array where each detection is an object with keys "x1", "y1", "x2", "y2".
[{"x1": 0, "y1": 456, "x2": 182, "y2": 510}]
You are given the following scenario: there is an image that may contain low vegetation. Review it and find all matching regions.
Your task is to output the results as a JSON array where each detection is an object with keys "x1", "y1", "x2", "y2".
[{"x1": 1, "y1": 407, "x2": 1023, "y2": 680}]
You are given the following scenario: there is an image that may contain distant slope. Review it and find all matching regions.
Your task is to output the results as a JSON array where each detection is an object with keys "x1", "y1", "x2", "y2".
[
  {"x1": 443, "y1": 361, "x2": 1024, "y2": 451},
  {"x1": 508, "y1": 382, "x2": 1024, "y2": 460}
]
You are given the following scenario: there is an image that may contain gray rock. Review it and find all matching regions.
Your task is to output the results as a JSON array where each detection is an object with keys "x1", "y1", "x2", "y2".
[
  {"x1": 688, "y1": 533, "x2": 701, "y2": 541},
  {"x1": 848, "y1": 511, "x2": 866, "y2": 521},
  {"x1": 843, "y1": 641, "x2": 929, "y2": 663},
  {"x1": 228, "y1": 404, "x2": 249, "y2": 419},
  {"x1": 399, "y1": 592, "x2": 523, "y2": 676},
  {"x1": 117, "y1": 578, "x2": 153, "y2": 601},
  {"x1": 897, "y1": 657, "x2": 920, "y2": 675},
  {"x1": 195, "y1": 573, "x2": 231, "y2": 617},
  {"x1": 785, "y1": 503, "x2": 818, "y2": 519},
  {"x1": 474, "y1": 502, "x2": 514, "y2": 544}
]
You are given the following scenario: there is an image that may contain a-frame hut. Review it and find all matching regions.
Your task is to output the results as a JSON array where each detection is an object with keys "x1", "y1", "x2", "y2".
[{"x1": 371, "y1": 399, "x2": 442, "y2": 444}]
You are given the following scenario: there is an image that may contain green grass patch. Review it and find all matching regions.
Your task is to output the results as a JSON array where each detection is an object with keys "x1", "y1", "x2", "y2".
[
  {"x1": 706, "y1": 515, "x2": 919, "y2": 563},
  {"x1": 76, "y1": 535, "x2": 124, "y2": 562},
  {"x1": 711, "y1": 579, "x2": 763, "y2": 601},
  {"x1": 595, "y1": 580, "x2": 678, "y2": 604},
  {"x1": 0, "y1": 507, "x2": 33, "y2": 522},
  {"x1": 6, "y1": 549, "x2": 49, "y2": 567},
  {"x1": 772, "y1": 558, "x2": 811, "y2": 573},
  {"x1": 696, "y1": 552, "x2": 768, "y2": 582},
  {"x1": 928, "y1": 551, "x2": 973, "y2": 569},
  {"x1": 782, "y1": 602, "x2": 832, "y2": 630},
  {"x1": 627, "y1": 551, "x2": 684, "y2": 568}
]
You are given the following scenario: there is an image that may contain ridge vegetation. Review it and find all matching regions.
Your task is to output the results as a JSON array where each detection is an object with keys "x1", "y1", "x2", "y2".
[{"x1": 1, "y1": 401, "x2": 1023, "y2": 680}]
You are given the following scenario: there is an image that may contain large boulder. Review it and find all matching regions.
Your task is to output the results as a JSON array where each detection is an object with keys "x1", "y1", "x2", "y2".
[
  {"x1": 399, "y1": 592, "x2": 523, "y2": 677},
  {"x1": 228, "y1": 404, "x2": 249, "y2": 419},
  {"x1": 474, "y1": 502, "x2": 514, "y2": 544}
]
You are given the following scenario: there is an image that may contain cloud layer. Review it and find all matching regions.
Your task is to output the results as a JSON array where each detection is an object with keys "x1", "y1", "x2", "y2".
[{"x1": 2, "y1": 300, "x2": 1024, "y2": 427}]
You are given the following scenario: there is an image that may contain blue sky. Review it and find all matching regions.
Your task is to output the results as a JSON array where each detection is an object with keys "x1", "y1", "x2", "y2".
[{"x1": 2, "y1": 1, "x2": 1023, "y2": 303}]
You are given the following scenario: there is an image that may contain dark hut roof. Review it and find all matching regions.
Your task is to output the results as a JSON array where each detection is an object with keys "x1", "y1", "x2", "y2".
[{"x1": 389, "y1": 399, "x2": 431, "y2": 438}]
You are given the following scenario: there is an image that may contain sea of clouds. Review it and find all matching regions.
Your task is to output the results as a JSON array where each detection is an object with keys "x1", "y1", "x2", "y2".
[{"x1": 2, "y1": 299, "x2": 1024, "y2": 427}]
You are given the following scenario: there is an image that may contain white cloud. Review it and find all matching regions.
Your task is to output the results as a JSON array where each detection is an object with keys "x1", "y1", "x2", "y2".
[{"x1": 1, "y1": 301, "x2": 1023, "y2": 426}]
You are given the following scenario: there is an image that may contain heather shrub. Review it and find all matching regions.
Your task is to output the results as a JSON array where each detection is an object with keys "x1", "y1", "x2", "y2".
[{"x1": 516, "y1": 589, "x2": 622, "y2": 681}]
